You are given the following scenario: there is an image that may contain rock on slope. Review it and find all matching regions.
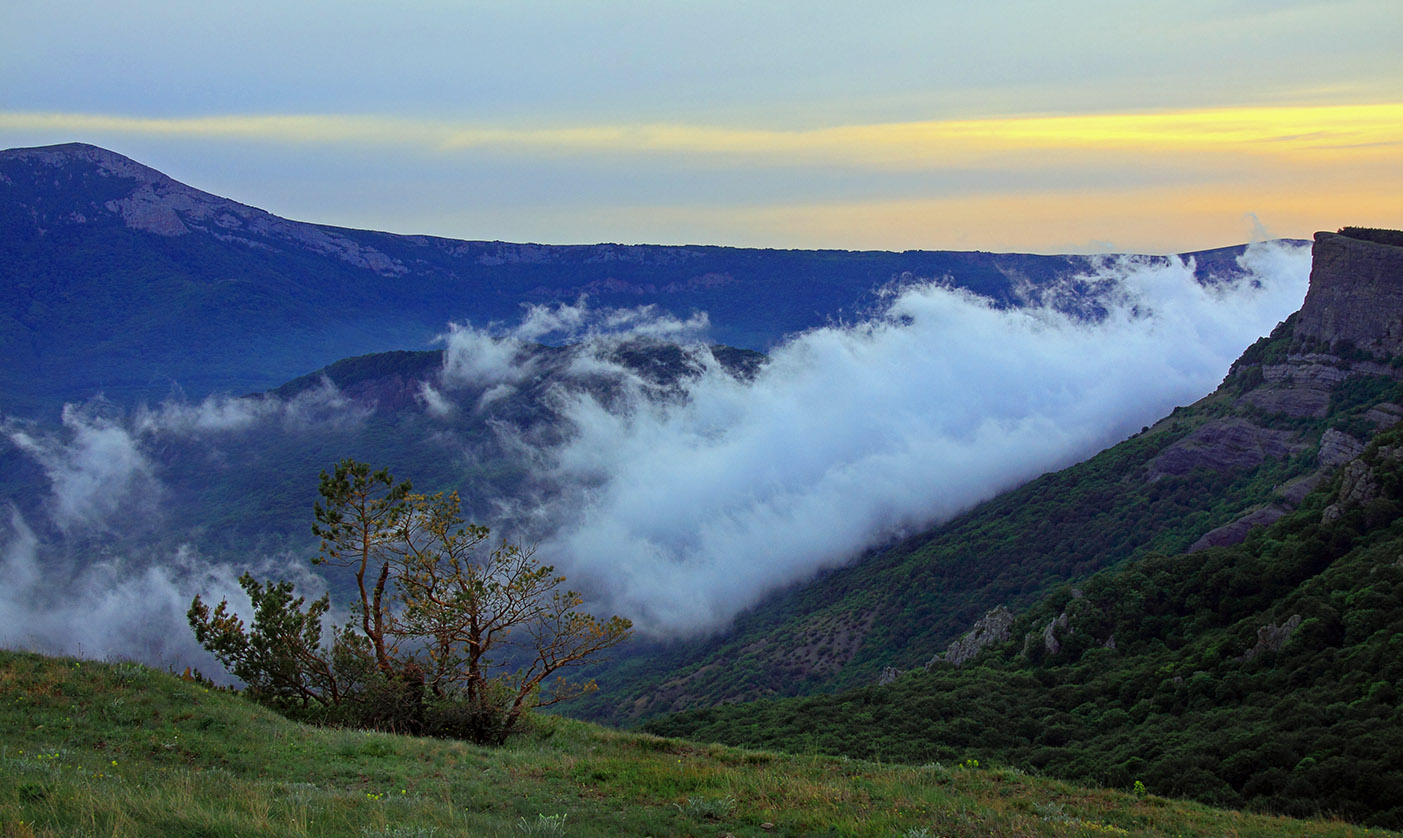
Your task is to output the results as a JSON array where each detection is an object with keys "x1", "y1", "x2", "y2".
[{"x1": 1181, "y1": 229, "x2": 1403, "y2": 550}]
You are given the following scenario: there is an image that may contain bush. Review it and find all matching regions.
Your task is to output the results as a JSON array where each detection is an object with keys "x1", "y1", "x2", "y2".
[{"x1": 190, "y1": 459, "x2": 632, "y2": 743}]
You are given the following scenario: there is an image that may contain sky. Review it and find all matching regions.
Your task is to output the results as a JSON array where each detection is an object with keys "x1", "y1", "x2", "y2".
[{"x1": 3, "y1": 1, "x2": 1401, "y2": 253}]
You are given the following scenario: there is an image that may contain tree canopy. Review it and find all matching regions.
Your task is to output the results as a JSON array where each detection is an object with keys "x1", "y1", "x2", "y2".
[{"x1": 190, "y1": 458, "x2": 631, "y2": 743}]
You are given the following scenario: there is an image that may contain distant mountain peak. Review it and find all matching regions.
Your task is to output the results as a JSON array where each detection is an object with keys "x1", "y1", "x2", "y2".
[
  {"x1": 1, "y1": 141, "x2": 177, "y2": 186},
  {"x1": 1, "y1": 141, "x2": 410, "y2": 273}
]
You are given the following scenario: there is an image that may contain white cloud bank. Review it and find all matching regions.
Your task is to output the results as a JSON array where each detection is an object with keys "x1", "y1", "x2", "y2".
[
  {"x1": 6, "y1": 404, "x2": 160, "y2": 534},
  {"x1": 0, "y1": 383, "x2": 358, "y2": 667},
  {"x1": 518, "y1": 241, "x2": 1311, "y2": 634},
  {"x1": 0, "y1": 507, "x2": 320, "y2": 671}
]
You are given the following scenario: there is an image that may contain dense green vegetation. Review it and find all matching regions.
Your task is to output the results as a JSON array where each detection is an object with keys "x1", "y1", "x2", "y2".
[
  {"x1": 644, "y1": 426, "x2": 1403, "y2": 828},
  {"x1": 1, "y1": 650, "x2": 1391, "y2": 837}
]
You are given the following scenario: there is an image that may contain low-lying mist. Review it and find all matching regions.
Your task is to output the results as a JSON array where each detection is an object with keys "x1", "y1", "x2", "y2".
[
  {"x1": 514, "y1": 241, "x2": 1311, "y2": 633},
  {"x1": 0, "y1": 240, "x2": 1311, "y2": 663}
]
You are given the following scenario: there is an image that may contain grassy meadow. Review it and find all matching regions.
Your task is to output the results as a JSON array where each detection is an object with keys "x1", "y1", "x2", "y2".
[{"x1": 0, "y1": 650, "x2": 1393, "y2": 837}]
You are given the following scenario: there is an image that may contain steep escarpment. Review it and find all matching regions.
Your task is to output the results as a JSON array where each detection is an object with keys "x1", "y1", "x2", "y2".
[{"x1": 1294, "y1": 229, "x2": 1403, "y2": 355}]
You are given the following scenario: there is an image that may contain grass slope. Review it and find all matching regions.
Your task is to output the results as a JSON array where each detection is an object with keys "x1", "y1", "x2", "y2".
[{"x1": 0, "y1": 651, "x2": 1386, "y2": 838}]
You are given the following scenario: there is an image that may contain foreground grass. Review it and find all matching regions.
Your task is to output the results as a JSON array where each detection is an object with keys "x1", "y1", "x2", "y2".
[{"x1": 0, "y1": 650, "x2": 1392, "y2": 838}]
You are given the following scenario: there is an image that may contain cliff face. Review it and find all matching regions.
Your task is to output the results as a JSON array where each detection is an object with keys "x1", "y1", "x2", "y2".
[
  {"x1": 1295, "y1": 230, "x2": 1403, "y2": 356},
  {"x1": 1163, "y1": 229, "x2": 1403, "y2": 550}
]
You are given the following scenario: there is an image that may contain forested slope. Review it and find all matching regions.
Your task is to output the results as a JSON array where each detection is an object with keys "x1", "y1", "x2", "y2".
[{"x1": 644, "y1": 422, "x2": 1403, "y2": 827}]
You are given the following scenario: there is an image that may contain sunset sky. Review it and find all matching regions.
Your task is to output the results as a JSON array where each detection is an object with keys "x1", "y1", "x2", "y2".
[{"x1": 3, "y1": 0, "x2": 1400, "y2": 253}]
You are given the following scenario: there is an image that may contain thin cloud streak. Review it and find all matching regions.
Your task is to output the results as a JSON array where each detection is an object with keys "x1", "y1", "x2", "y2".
[{"x1": 5, "y1": 104, "x2": 1400, "y2": 168}]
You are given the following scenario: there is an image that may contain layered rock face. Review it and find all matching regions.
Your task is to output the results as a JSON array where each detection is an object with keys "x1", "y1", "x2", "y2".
[
  {"x1": 1296, "y1": 230, "x2": 1403, "y2": 356},
  {"x1": 1181, "y1": 229, "x2": 1403, "y2": 550}
]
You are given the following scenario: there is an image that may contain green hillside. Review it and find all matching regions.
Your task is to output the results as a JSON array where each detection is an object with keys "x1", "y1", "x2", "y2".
[
  {"x1": 644, "y1": 402, "x2": 1403, "y2": 828},
  {"x1": 0, "y1": 650, "x2": 1389, "y2": 838}
]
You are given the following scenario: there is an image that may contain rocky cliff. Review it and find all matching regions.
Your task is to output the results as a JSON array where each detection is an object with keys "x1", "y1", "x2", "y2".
[
  {"x1": 1295, "y1": 229, "x2": 1403, "y2": 356},
  {"x1": 1159, "y1": 229, "x2": 1403, "y2": 551}
]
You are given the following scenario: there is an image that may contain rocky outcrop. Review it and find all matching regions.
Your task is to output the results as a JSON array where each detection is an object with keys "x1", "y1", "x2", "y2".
[
  {"x1": 1321, "y1": 443, "x2": 1403, "y2": 522},
  {"x1": 1189, "y1": 504, "x2": 1291, "y2": 552},
  {"x1": 1147, "y1": 418, "x2": 1306, "y2": 479},
  {"x1": 1019, "y1": 591, "x2": 1092, "y2": 659},
  {"x1": 1295, "y1": 231, "x2": 1403, "y2": 357},
  {"x1": 927, "y1": 606, "x2": 1014, "y2": 669},
  {"x1": 1319, "y1": 428, "x2": 1369, "y2": 468},
  {"x1": 1188, "y1": 427, "x2": 1372, "y2": 551},
  {"x1": 1238, "y1": 615, "x2": 1303, "y2": 663},
  {"x1": 1322, "y1": 459, "x2": 1379, "y2": 522},
  {"x1": 1365, "y1": 402, "x2": 1403, "y2": 427},
  {"x1": 1039, "y1": 612, "x2": 1072, "y2": 656},
  {"x1": 1240, "y1": 356, "x2": 1349, "y2": 418}
]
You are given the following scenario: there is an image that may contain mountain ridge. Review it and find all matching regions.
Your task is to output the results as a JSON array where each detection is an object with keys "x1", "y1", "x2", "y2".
[{"x1": 1, "y1": 141, "x2": 1271, "y2": 416}]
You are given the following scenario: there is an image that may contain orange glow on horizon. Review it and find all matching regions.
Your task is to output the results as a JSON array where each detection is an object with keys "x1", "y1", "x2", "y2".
[{"x1": 2, "y1": 103, "x2": 1399, "y2": 253}]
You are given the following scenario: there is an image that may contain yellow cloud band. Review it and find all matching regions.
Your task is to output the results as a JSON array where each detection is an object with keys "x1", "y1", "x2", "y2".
[{"x1": 4, "y1": 103, "x2": 1399, "y2": 169}]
